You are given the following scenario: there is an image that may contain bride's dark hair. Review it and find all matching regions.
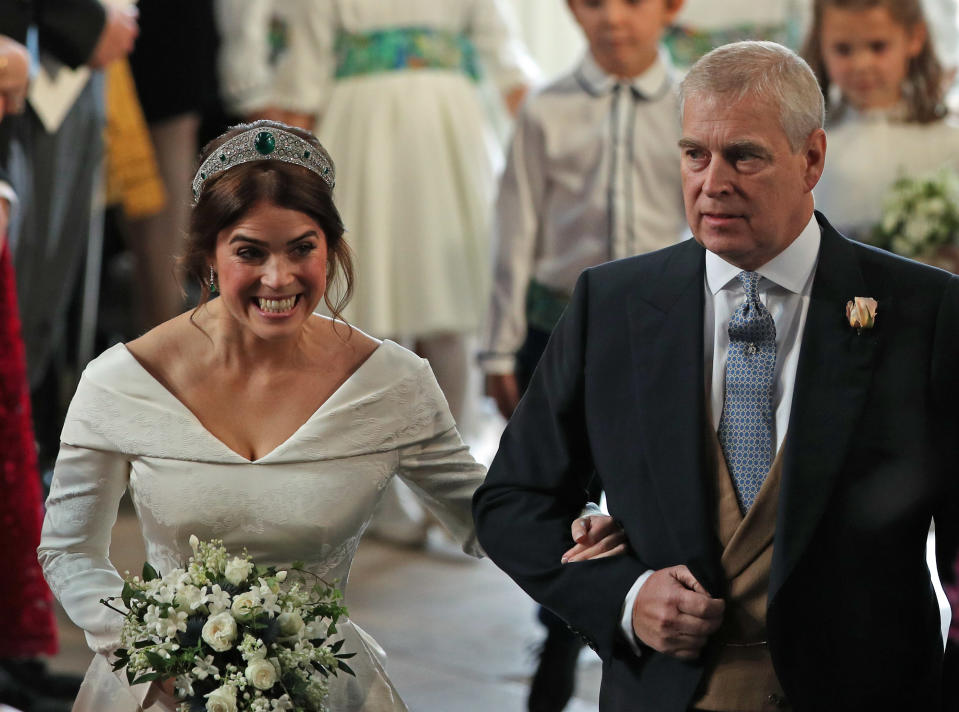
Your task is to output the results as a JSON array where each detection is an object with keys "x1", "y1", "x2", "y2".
[{"x1": 181, "y1": 120, "x2": 355, "y2": 322}]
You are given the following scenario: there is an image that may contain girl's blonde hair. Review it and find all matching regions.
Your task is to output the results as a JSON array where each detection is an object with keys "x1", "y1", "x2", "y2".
[{"x1": 801, "y1": 0, "x2": 945, "y2": 123}]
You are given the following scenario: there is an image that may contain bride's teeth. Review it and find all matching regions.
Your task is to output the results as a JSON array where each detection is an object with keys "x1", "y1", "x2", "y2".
[{"x1": 257, "y1": 296, "x2": 296, "y2": 313}]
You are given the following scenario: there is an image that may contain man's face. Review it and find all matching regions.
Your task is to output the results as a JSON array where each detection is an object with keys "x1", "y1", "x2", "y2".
[
  {"x1": 679, "y1": 93, "x2": 825, "y2": 270},
  {"x1": 567, "y1": 0, "x2": 683, "y2": 78}
]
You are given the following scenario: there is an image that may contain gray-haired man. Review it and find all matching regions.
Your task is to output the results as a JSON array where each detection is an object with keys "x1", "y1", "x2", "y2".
[{"x1": 474, "y1": 41, "x2": 958, "y2": 712}]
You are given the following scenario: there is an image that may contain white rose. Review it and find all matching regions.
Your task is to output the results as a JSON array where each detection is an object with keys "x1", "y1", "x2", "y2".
[
  {"x1": 277, "y1": 611, "x2": 305, "y2": 638},
  {"x1": 201, "y1": 612, "x2": 238, "y2": 652},
  {"x1": 224, "y1": 557, "x2": 254, "y2": 586},
  {"x1": 244, "y1": 659, "x2": 278, "y2": 690},
  {"x1": 177, "y1": 584, "x2": 207, "y2": 612},
  {"x1": 230, "y1": 591, "x2": 260, "y2": 621},
  {"x1": 205, "y1": 685, "x2": 237, "y2": 712}
]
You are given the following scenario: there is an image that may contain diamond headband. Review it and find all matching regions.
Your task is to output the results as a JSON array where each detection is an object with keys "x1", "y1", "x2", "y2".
[{"x1": 192, "y1": 127, "x2": 335, "y2": 202}]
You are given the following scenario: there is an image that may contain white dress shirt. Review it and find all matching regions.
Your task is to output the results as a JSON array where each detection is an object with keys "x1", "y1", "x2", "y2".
[
  {"x1": 619, "y1": 214, "x2": 821, "y2": 652},
  {"x1": 480, "y1": 50, "x2": 688, "y2": 374}
]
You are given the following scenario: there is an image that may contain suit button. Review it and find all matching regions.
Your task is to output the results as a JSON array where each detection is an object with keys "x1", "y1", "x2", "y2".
[{"x1": 767, "y1": 693, "x2": 787, "y2": 708}]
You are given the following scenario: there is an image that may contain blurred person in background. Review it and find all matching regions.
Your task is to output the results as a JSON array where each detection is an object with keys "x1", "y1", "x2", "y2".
[
  {"x1": 0, "y1": 22, "x2": 77, "y2": 712},
  {"x1": 5, "y1": 0, "x2": 138, "y2": 476},
  {"x1": 123, "y1": 0, "x2": 219, "y2": 332},
  {"x1": 218, "y1": 0, "x2": 537, "y2": 546},
  {"x1": 479, "y1": 1, "x2": 687, "y2": 707}
]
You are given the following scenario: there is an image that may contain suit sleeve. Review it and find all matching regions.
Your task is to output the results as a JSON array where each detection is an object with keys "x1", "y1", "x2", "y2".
[
  {"x1": 932, "y1": 276, "x2": 959, "y2": 602},
  {"x1": 36, "y1": 0, "x2": 107, "y2": 68},
  {"x1": 473, "y1": 269, "x2": 648, "y2": 661}
]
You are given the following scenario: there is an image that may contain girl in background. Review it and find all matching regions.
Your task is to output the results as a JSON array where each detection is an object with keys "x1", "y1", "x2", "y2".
[{"x1": 803, "y1": 0, "x2": 959, "y2": 240}]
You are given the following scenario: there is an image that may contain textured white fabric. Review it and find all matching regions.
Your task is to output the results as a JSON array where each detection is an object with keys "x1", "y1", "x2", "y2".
[
  {"x1": 480, "y1": 51, "x2": 688, "y2": 374},
  {"x1": 816, "y1": 108, "x2": 959, "y2": 239},
  {"x1": 293, "y1": 0, "x2": 535, "y2": 339},
  {"x1": 39, "y1": 339, "x2": 484, "y2": 712}
]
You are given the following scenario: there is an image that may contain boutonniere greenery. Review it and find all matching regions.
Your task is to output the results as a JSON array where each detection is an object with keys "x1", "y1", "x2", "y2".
[{"x1": 846, "y1": 297, "x2": 878, "y2": 334}]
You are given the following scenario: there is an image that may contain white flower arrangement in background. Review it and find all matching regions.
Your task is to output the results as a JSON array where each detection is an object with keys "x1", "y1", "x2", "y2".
[
  {"x1": 101, "y1": 536, "x2": 354, "y2": 712},
  {"x1": 872, "y1": 167, "x2": 959, "y2": 261}
]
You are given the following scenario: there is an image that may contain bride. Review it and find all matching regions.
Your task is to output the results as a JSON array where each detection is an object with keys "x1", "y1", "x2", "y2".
[{"x1": 38, "y1": 121, "x2": 624, "y2": 711}]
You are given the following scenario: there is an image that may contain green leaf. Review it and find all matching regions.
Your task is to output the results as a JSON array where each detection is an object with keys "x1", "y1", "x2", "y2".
[
  {"x1": 142, "y1": 562, "x2": 160, "y2": 581},
  {"x1": 337, "y1": 660, "x2": 355, "y2": 676},
  {"x1": 131, "y1": 672, "x2": 163, "y2": 685},
  {"x1": 329, "y1": 639, "x2": 344, "y2": 654}
]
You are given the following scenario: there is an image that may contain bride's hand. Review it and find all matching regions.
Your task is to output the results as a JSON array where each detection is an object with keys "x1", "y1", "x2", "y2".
[{"x1": 561, "y1": 515, "x2": 627, "y2": 563}]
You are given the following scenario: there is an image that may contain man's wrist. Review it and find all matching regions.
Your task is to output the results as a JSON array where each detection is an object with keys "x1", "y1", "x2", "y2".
[{"x1": 620, "y1": 570, "x2": 655, "y2": 657}]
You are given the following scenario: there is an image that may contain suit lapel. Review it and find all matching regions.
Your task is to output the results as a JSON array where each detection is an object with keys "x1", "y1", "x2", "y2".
[
  {"x1": 627, "y1": 240, "x2": 724, "y2": 594},
  {"x1": 770, "y1": 214, "x2": 881, "y2": 602}
]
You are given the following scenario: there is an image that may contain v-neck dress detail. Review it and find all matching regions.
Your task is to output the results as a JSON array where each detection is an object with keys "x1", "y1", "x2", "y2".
[{"x1": 39, "y1": 339, "x2": 484, "y2": 711}]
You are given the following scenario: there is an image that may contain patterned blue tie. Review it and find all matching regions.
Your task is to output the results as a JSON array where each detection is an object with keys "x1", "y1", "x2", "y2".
[{"x1": 718, "y1": 271, "x2": 777, "y2": 512}]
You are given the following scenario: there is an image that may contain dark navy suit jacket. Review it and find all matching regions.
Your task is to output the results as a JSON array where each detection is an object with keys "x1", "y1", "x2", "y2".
[{"x1": 474, "y1": 213, "x2": 959, "y2": 711}]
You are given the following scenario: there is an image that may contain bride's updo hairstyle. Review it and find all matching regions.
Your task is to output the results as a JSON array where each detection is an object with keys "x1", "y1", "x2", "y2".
[{"x1": 183, "y1": 120, "x2": 354, "y2": 322}]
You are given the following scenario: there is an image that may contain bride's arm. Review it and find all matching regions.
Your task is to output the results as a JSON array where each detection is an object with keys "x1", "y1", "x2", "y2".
[{"x1": 38, "y1": 441, "x2": 130, "y2": 654}]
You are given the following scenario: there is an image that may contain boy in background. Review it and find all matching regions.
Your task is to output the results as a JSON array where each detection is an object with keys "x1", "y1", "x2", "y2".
[{"x1": 478, "y1": 0, "x2": 687, "y2": 709}]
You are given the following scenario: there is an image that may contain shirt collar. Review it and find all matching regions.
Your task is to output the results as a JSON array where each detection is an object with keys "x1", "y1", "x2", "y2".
[
  {"x1": 575, "y1": 48, "x2": 672, "y2": 100},
  {"x1": 705, "y1": 213, "x2": 821, "y2": 296}
]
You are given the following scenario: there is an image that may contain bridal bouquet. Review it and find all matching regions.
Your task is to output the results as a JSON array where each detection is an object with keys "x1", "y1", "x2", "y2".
[
  {"x1": 872, "y1": 167, "x2": 959, "y2": 266},
  {"x1": 101, "y1": 536, "x2": 354, "y2": 712}
]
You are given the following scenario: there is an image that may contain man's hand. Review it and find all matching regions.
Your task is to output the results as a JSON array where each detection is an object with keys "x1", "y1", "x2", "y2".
[
  {"x1": 0, "y1": 37, "x2": 30, "y2": 120},
  {"x1": 631, "y1": 565, "x2": 724, "y2": 660},
  {"x1": 486, "y1": 372, "x2": 520, "y2": 419},
  {"x1": 562, "y1": 515, "x2": 627, "y2": 562},
  {"x1": 88, "y1": 5, "x2": 139, "y2": 69}
]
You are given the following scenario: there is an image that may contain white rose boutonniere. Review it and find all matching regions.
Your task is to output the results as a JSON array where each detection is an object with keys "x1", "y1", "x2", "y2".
[
  {"x1": 846, "y1": 297, "x2": 878, "y2": 333},
  {"x1": 202, "y1": 611, "x2": 238, "y2": 652}
]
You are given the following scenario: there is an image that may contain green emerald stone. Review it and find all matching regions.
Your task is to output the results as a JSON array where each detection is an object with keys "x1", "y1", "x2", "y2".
[
  {"x1": 303, "y1": 150, "x2": 311, "y2": 159},
  {"x1": 219, "y1": 154, "x2": 227, "y2": 162},
  {"x1": 254, "y1": 131, "x2": 276, "y2": 155}
]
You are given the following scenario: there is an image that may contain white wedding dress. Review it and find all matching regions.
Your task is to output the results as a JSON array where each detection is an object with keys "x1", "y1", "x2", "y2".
[{"x1": 38, "y1": 339, "x2": 485, "y2": 711}]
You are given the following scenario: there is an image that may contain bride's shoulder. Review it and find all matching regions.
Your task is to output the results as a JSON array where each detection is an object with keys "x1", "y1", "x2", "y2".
[{"x1": 124, "y1": 311, "x2": 204, "y2": 387}]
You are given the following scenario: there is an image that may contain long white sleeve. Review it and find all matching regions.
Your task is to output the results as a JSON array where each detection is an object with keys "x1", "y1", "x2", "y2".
[
  {"x1": 38, "y1": 442, "x2": 131, "y2": 654},
  {"x1": 480, "y1": 104, "x2": 548, "y2": 374},
  {"x1": 467, "y1": 0, "x2": 537, "y2": 92}
]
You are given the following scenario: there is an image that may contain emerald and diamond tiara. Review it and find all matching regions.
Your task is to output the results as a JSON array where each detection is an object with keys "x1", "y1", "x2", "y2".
[{"x1": 192, "y1": 127, "x2": 335, "y2": 202}]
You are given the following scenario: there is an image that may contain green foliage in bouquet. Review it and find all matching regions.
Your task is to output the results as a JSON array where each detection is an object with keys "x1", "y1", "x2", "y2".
[
  {"x1": 872, "y1": 167, "x2": 959, "y2": 259},
  {"x1": 101, "y1": 536, "x2": 355, "y2": 712}
]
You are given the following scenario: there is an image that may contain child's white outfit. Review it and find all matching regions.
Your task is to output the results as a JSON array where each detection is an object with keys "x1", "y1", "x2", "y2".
[
  {"x1": 480, "y1": 51, "x2": 688, "y2": 375},
  {"x1": 816, "y1": 105, "x2": 959, "y2": 239}
]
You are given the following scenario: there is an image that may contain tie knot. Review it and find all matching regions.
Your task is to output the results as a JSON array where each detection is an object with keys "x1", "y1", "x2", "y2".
[{"x1": 737, "y1": 271, "x2": 762, "y2": 303}]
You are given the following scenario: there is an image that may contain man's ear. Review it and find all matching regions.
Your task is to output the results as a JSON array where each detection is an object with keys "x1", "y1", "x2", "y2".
[{"x1": 802, "y1": 128, "x2": 827, "y2": 193}]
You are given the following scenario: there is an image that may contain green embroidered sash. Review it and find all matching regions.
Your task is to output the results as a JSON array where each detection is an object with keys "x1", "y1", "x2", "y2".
[
  {"x1": 525, "y1": 280, "x2": 570, "y2": 334},
  {"x1": 335, "y1": 27, "x2": 481, "y2": 81}
]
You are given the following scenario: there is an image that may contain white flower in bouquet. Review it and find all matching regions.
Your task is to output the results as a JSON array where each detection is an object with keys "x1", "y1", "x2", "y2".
[
  {"x1": 244, "y1": 659, "x2": 278, "y2": 690},
  {"x1": 192, "y1": 655, "x2": 220, "y2": 681},
  {"x1": 101, "y1": 536, "x2": 355, "y2": 711},
  {"x1": 202, "y1": 611, "x2": 239, "y2": 652},
  {"x1": 205, "y1": 684, "x2": 238, "y2": 712},
  {"x1": 873, "y1": 167, "x2": 959, "y2": 259},
  {"x1": 276, "y1": 611, "x2": 305, "y2": 639},
  {"x1": 207, "y1": 584, "x2": 232, "y2": 614},
  {"x1": 175, "y1": 583, "x2": 208, "y2": 612},
  {"x1": 230, "y1": 590, "x2": 261, "y2": 622},
  {"x1": 225, "y1": 556, "x2": 255, "y2": 585}
]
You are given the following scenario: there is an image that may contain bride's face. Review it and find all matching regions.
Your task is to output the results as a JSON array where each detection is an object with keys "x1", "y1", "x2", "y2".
[{"x1": 211, "y1": 200, "x2": 328, "y2": 341}]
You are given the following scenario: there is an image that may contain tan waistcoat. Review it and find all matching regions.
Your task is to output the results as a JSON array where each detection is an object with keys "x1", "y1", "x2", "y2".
[{"x1": 691, "y1": 431, "x2": 790, "y2": 712}]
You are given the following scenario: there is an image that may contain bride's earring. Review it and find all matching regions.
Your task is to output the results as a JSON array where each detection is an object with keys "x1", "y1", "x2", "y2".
[{"x1": 209, "y1": 265, "x2": 218, "y2": 294}]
